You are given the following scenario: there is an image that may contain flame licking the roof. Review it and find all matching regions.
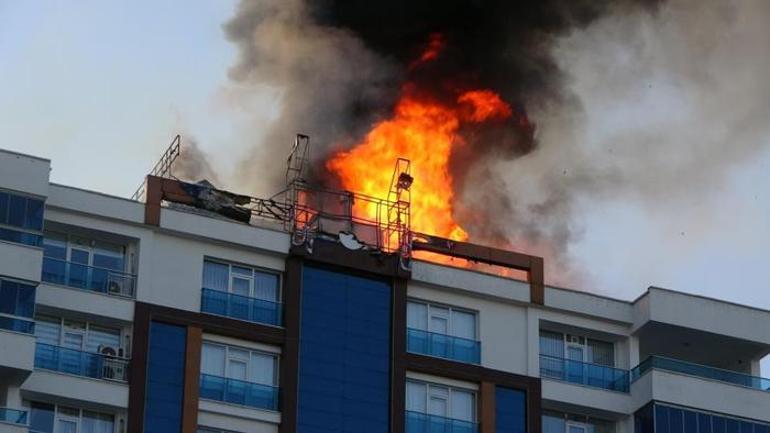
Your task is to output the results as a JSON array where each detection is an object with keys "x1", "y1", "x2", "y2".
[{"x1": 326, "y1": 35, "x2": 523, "y2": 263}]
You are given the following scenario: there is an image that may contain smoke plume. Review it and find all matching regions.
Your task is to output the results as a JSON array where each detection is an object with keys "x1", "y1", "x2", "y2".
[
  {"x1": 223, "y1": 0, "x2": 770, "y2": 287},
  {"x1": 174, "y1": 136, "x2": 221, "y2": 185}
]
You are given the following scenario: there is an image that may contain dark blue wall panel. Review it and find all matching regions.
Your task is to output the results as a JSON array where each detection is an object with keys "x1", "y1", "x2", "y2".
[
  {"x1": 144, "y1": 321, "x2": 187, "y2": 433},
  {"x1": 496, "y1": 386, "x2": 526, "y2": 433},
  {"x1": 298, "y1": 265, "x2": 391, "y2": 433},
  {"x1": 636, "y1": 404, "x2": 770, "y2": 433}
]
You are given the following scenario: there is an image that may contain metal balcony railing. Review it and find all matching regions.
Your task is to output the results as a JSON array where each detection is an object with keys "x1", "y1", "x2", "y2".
[
  {"x1": 631, "y1": 355, "x2": 770, "y2": 391},
  {"x1": 0, "y1": 316, "x2": 34, "y2": 334},
  {"x1": 201, "y1": 288, "x2": 282, "y2": 327},
  {"x1": 41, "y1": 257, "x2": 136, "y2": 298},
  {"x1": 199, "y1": 373, "x2": 279, "y2": 411},
  {"x1": 34, "y1": 343, "x2": 128, "y2": 382},
  {"x1": 0, "y1": 408, "x2": 27, "y2": 425},
  {"x1": 407, "y1": 328, "x2": 481, "y2": 364},
  {"x1": 405, "y1": 410, "x2": 477, "y2": 433},
  {"x1": 539, "y1": 354, "x2": 630, "y2": 392}
]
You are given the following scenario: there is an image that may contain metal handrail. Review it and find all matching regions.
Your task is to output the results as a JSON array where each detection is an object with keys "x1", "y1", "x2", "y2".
[
  {"x1": 0, "y1": 407, "x2": 27, "y2": 425},
  {"x1": 405, "y1": 410, "x2": 478, "y2": 433},
  {"x1": 201, "y1": 288, "x2": 282, "y2": 326},
  {"x1": 406, "y1": 328, "x2": 481, "y2": 364},
  {"x1": 34, "y1": 343, "x2": 129, "y2": 382},
  {"x1": 199, "y1": 373, "x2": 279, "y2": 411},
  {"x1": 631, "y1": 355, "x2": 770, "y2": 391},
  {"x1": 539, "y1": 354, "x2": 630, "y2": 392},
  {"x1": 41, "y1": 256, "x2": 136, "y2": 298}
]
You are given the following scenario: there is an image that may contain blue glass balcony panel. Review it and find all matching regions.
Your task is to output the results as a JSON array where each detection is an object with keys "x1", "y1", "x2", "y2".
[
  {"x1": 631, "y1": 356, "x2": 770, "y2": 392},
  {"x1": 41, "y1": 257, "x2": 135, "y2": 297},
  {"x1": 0, "y1": 407, "x2": 27, "y2": 425},
  {"x1": 406, "y1": 411, "x2": 477, "y2": 433},
  {"x1": 34, "y1": 343, "x2": 128, "y2": 382},
  {"x1": 201, "y1": 288, "x2": 282, "y2": 327},
  {"x1": 539, "y1": 354, "x2": 629, "y2": 392},
  {"x1": 407, "y1": 328, "x2": 480, "y2": 364},
  {"x1": 0, "y1": 316, "x2": 34, "y2": 334},
  {"x1": 199, "y1": 373, "x2": 279, "y2": 411}
]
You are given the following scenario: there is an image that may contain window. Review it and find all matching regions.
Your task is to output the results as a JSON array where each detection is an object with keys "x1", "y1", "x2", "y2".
[
  {"x1": 201, "y1": 341, "x2": 277, "y2": 386},
  {"x1": 407, "y1": 300, "x2": 476, "y2": 340},
  {"x1": 0, "y1": 190, "x2": 44, "y2": 246},
  {"x1": 34, "y1": 315, "x2": 123, "y2": 354},
  {"x1": 543, "y1": 411, "x2": 614, "y2": 433},
  {"x1": 406, "y1": 380, "x2": 475, "y2": 422},
  {"x1": 43, "y1": 232, "x2": 127, "y2": 272},
  {"x1": 539, "y1": 330, "x2": 614, "y2": 366},
  {"x1": 29, "y1": 402, "x2": 114, "y2": 433},
  {"x1": 0, "y1": 278, "x2": 36, "y2": 333},
  {"x1": 203, "y1": 260, "x2": 279, "y2": 302}
]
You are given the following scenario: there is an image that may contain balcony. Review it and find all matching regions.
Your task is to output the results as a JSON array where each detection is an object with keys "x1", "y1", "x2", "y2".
[
  {"x1": 34, "y1": 343, "x2": 128, "y2": 382},
  {"x1": 201, "y1": 288, "x2": 282, "y2": 327},
  {"x1": 632, "y1": 356, "x2": 770, "y2": 391},
  {"x1": 0, "y1": 226, "x2": 42, "y2": 247},
  {"x1": 41, "y1": 257, "x2": 135, "y2": 298},
  {"x1": 0, "y1": 408, "x2": 28, "y2": 426},
  {"x1": 0, "y1": 316, "x2": 34, "y2": 334},
  {"x1": 539, "y1": 354, "x2": 629, "y2": 392},
  {"x1": 406, "y1": 328, "x2": 481, "y2": 364},
  {"x1": 199, "y1": 373, "x2": 279, "y2": 411},
  {"x1": 405, "y1": 411, "x2": 477, "y2": 433}
]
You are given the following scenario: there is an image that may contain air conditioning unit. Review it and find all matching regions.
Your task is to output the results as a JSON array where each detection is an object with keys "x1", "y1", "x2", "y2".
[
  {"x1": 107, "y1": 277, "x2": 125, "y2": 295},
  {"x1": 566, "y1": 334, "x2": 585, "y2": 345},
  {"x1": 99, "y1": 345, "x2": 118, "y2": 357}
]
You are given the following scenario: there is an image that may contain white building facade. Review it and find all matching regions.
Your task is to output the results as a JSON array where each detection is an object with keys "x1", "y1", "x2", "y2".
[{"x1": 1, "y1": 146, "x2": 769, "y2": 433}]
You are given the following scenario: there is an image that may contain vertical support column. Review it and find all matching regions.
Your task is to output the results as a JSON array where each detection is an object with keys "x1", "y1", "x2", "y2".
[
  {"x1": 182, "y1": 326, "x2": 202, "y2": 433},
  {"x1": 527, "y1": 379, "x2": 542, "y2": 433},
  {"x1": 391, "y1": 278, "x2": 408, "y2": 433},
  {"x1": 279, "y1": 257, "x2": 302, "y2": 433},
  {"x1": 480, "y1": 382, "x2": 496, "y2": 433},
  {"x1": 529, "y1": 257, "x2": 545, "y2": 305},
  {"x1": 629, "y1": 335, "x2": 640, "y2": 368},
  {"x1": 144, "y1": 176, "x2": 162, "y2": 226},
  {"x1": 128, "y1": 304, "x2": 151, "y2": 433}
]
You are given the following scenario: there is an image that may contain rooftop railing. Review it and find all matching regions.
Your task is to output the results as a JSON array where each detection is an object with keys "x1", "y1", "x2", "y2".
[
  {"x1": 407, "y1": 328, "x2": 481, "y2": 364},
  {"x1": 540, "y1": 354, "x2": 630, "y2": 392},
  {"x1": 405, "y1": 410, "x2": 477, "y2": 433},
  {"x1": 201, "y1": 288, "x2": 282, "y2": 327},
  {"x1": 0, "y1": 408, "x2": 27, "y2": 426},
  {"x1": 42, "y1": 257, "x2": 136, "y2": 298},
  {"x1": 34, "y1": 343, "x2": 128, "y2": 382},
  {"x1": 199, "y1": 373, "x2": 279, "y2": 411},
  {"x1": 631, "y1": 355, "x2": 770, "y2": 391}
]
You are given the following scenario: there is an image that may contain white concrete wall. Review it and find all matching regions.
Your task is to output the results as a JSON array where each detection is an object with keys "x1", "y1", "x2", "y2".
[
  {"x1": 0, "y1": 241, "x2": 42, "y2": 283},
  {"x1": 634, "y1": 288, "x2": 770, "y2": 346},
  {"x1": 36, "y1": 284, "x2": 134, "y2": 322},
  {"x1": 198, "y1": 400, "x2": 279, "y2": 433},
  {"x1": 0, "y1": 150, "x2": 49, "y2": 197},
  {"x1": 542, "y1": 379, "x2": 633, "y2": 415},
  {"x1": 0, "y1": 422, "x2": 28, "y2": 433},
  {"x1": 408, "y1": 282, "x2": 530, "y2": 375},
  {"x1": 0, "y1": 331, "x2": 35, "y2": 373},
  {"x1": 138, "y1": 231, "x2": 285, "y2": 312},
  {"x1": 21, "y1": 370, "x2": 129, "y2": 409},
  {"x1": 545, "y1": 287, "x2": 634, "y2": 325},
  {"x1": 631, "y1": 369, "x2": 770, "y2": 423}
]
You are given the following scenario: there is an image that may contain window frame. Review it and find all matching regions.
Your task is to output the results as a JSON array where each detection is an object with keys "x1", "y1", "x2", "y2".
[
  {"x1": 203, "y1": 258, "x2": 282, "y2": 303},
  {"x1": 540, "y1": 329, "x2": 616, "y2": 367},
  {"x1": 405, "y1": 379, "x2": 477, "y2": 423},
  {"x1": 407, "y1": 299, "x2": 478, "y2": 340},
  {"x1": 201, "y1": 340, "x2": 279, "y2": 386},
  {"x1": 43, "y1": 231, "x2": 128, "y2": 273},
  {"x1": 30, "y1": 402, "x2": 115, "y2": 433},
  {"x1": 0, "y1": 188, "x2": 45, "y2": 234},
  {"x1": 0, "y1": 277, "x2": 37, "y2": 328},
  {"x1": 34, "y1": 314, "x2": 126, "y2": 356}
]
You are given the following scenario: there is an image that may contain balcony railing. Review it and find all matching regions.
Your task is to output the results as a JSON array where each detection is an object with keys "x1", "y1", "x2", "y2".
[
  {"x1": 201, "y1": 288, "x2": 282, "y2": 327},
  {"x1": 42, "y1": 257, "x2": 136, "y2": 298},
  {"x1": 199, "y1": 373, "x2": 279, "y2": 411},
  {"x1": 0, "y1": 408, "x2": 28, "y2": 425},
  {"x1": 407, "y1": 328, "x2": 481, "y2": 364},
  {"x1": 0, "y1": 316, "x2": 34, "y2": 334},
  {"x1": 406, "y1": 410, "x2": 477, "y2": 433},
  {"x1": 540, "y1": 354, "x2": 629, "y2": 392},
  {"x1": 631, "y1": 355, "x2": 770, "y2": 391},
  {"x1": 34, "y1": 343, "x2": 128, "y2": 382},
  {"x1": 0, "y1": 226, "x2": 43, "y2": 247}
]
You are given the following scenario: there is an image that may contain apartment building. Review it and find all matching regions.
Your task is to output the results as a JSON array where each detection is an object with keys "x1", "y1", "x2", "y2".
[{"x1": 1, "y1": 145, "x2": 770, "y2": 433}]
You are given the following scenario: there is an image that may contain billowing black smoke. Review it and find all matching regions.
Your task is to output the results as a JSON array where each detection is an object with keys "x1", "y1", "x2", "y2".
[{"x1": 223, "y1": 0, "x2": 770, "y2": 288}]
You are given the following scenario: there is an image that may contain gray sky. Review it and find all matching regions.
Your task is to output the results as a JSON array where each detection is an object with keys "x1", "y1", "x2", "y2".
[{"x1": 2, "y1": 0, "x2": 769, "y2": 318}]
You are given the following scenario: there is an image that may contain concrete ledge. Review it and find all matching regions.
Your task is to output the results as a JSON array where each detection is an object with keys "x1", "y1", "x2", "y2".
[
  {"x1": 21, "y1": 370, "x2": 129, "y2": 409},
  {"x1": 0, "y1": 421, "x2": 29, "y2": 433},
  {"x1": 631, "y1": 369, "x2": 770, "y2": 423},
  {"x1": 36, "y1": 283, "x2": 134, "y2": 322},
  {"x1": 0, "y1": 150, "x2": 50, "y2": 197},
  {"x1": 198, "y1": 399, "x2": 280, "y2": 433},
  {"x1": 0, "y1": 330, "x2": 35, "y2": 374},
  {"x1": 411, "y1": 261, "x2": 530, "y2": 304},
  {"x1": 0, "y1": 241, "x2": 42, "y2": 283},
  {"x1": 541, "y1": 379, "x2": 633, "y2": 415}
]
